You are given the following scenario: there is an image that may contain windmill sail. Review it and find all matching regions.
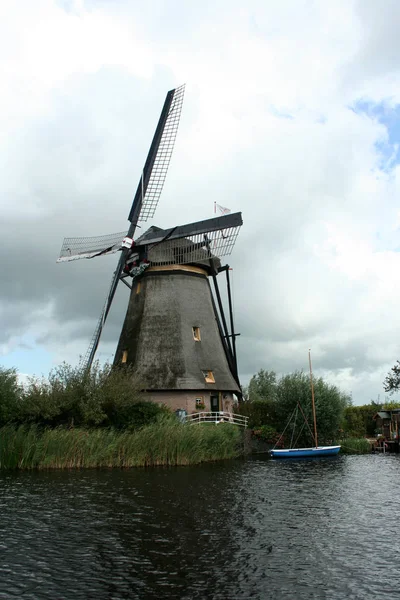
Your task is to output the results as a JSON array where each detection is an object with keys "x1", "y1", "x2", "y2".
[
  {"x1": 81, "y1": 291, "x2": 108, "y2": 369},
  {"x1": 57, "y1": 231, "x2": 126, "y2": 263},
  {"x1": 129, "y1": 84, "x2": 185, "y2": 224},
  {"x1": 66, "y1": 84, "x2": 185, "y2": 371},
  {"x1": 56, "y1": 85, "x2": 186, "y2": 265}
]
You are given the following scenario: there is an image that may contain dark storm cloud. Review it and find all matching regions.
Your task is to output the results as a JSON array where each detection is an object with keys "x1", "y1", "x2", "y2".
[{"x1": 0, "y1": 68, "x2": 179, "y2": 349}]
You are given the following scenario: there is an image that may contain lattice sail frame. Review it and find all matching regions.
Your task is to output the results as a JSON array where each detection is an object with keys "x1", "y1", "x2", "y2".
[
  {"x1": 136, "y1": 84, "x2": 185, "y2": 223},
  {"x1": 58, "y1": 214, "x2": 242, "y2": 265},
  {"x1": 147, "y1": 225, "x2": 241, "y2": 266},
  {"x1": 58, "y1": 85, "x2": 186, "y2": 264},
  {"x1": 57, "y1": 231, "x2": 126, "y2": 262}
]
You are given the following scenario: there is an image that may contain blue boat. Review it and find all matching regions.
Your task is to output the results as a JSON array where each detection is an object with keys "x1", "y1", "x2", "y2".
[
  {"x1": 270, "y1": 445, "x2": 341, "y2": 459},
  {"x1": 270, "y1": 350, "x2": 341, "y2": 460}
]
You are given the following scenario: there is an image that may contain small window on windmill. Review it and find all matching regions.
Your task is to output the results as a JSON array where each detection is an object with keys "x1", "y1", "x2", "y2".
[
  {"x1": 136, "y1": 282, "x2": 141, "y2": 295},
  {"x1": 202, "y1": 370, "x2": 215, "y2": 384},
  {"x1": 195, "y1": 397, "x2": 204, "y2": 408},
  {"x1": 122, "y1": 350, "x2": 128, "y2": 364},
  {"x1": 192, "y1": 326, "x2": 201, "y2": 341}
]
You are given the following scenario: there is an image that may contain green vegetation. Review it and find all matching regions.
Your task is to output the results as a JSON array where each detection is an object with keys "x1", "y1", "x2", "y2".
[
  {"x1": 241, "y1": 369, "x2": 397, "y2": 453},
  {"x1": 0, "y1": 364, "x2": 243, "y2": 470},
  {"x1": 0, "y1": 362, "x2": 387, "y2": 465},
  {"x1": 382, "y1": 401, "x2": 400, "y2": 410},
  {"x1": 342, "y1": 404, "x2": 380, "y2": 438},
  {"x1": 239, "y1": 400, "x2": 277, "y2": 429},
  {"x1": 241, "y1": 369, "x2": 350, "y2": 446},
  {"x1": 0, "y1": 362, "x2": 165, "y2": 429},
  {"x1": 247, "y1": 369, "x2": 278, "y2": 404},
  {"x1": 384, "y1": 360, "x2": 400, "y2": 393},
  {"x1": 0, "y1": 366, "x2": 22, "y2": 424},
  {"x1": 340, "y1": 438, "x2": 372, "y2": 454},
  {"x1": 0, "y1": 422, "x2": 242, "y2": 470}
]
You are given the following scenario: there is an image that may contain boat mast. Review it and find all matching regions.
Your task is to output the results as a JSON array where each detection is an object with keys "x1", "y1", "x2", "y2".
[{"x1": 308, "y1": 349, "x2": 318, "y2": 448}]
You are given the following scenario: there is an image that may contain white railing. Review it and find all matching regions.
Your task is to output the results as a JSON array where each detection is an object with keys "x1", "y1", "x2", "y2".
[{"x1": 185, "y1": 411, "x2": 248, "y2": 428}]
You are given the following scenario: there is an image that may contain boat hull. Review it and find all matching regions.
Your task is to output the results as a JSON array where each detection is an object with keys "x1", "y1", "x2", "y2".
[{"x1": 270, "y1": 446, "x2": 341, "y2": 459}]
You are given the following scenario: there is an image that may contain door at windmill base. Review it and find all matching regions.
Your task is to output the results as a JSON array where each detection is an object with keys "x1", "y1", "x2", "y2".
[{"x1": 210, "y1": 394, "x2": 219, "y2": 412}]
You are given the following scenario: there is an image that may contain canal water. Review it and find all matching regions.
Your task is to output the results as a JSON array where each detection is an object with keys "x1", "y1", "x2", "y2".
[{"x1": 0, "y1": 455, "x2": 399, "y2": 599}]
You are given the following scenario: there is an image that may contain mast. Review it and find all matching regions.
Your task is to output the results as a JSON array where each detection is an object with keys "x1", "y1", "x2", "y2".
[{"x1": 308, "y1": 349, "x2": 318, "y2": 448}]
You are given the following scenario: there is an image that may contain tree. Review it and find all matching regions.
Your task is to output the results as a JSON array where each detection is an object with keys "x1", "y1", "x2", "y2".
[
  {"x1": 343, "y1": 406, "x2": 365, "y2": 438},
  {"x1": 242, "y1": 369, "x2": 279, "y2": 429},
  {"x1": 384, "y1": 361, "x2": 400, "y2": 393},
  {"x1": 247, "y1": 370, "x2": 277, "y2": 403},
  {"x1": 275, "y1": 371, "x2": 350, "y2": 444},
  {"x1": 239, "y1": 400, "x2": 278, "y2": 429},
  {"x1": 240, "y1": 368, "x2": 350, "y2": 444},
  {"x1": 343, "y1": 404, "x2": 381, "y2": 438},
  {"x1": 0, "y1": 366, "x2": 22, "y2": 424}
]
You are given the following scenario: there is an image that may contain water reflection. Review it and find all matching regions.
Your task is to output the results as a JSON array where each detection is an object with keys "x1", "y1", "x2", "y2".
[{"x1": 0, "y1": 455, "x2": 399, "y2": 599}]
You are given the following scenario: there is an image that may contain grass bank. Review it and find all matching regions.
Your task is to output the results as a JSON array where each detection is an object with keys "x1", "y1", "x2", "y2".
[
  {"x1": 0, "y1": 422, "x2": 243, "y2": 470},
  {"x1": 340, "y1": 438, "x2": 372, "y2": 454}
]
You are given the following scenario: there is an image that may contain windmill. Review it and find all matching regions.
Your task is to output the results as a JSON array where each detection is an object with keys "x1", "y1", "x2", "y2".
[{"x1": 57, "y1": 85, "x2": 243, "y2": 413}]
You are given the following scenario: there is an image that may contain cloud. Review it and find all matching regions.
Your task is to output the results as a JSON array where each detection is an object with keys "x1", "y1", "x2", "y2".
[{"x1": 1, "y1": 0, "x2": 400, "y2": 404}]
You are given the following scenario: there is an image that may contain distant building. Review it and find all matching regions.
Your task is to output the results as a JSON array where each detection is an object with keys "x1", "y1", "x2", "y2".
[
  {"x1": 373, "y1": 409, "x2": 400, "y2": 452},
  {"x1": 373, "y1": 409, "x2": 400, "y2": 439}
]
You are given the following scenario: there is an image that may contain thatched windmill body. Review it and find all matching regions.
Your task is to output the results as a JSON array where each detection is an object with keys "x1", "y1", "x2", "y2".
[{"x1": 57, "y1": 85, "x2": 242, "y2": 413}]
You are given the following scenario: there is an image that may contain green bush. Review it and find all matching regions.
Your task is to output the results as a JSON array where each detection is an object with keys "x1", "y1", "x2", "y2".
[
  {"x1": 16, "y1": 362, "x2": 165, "y2": 429},
  {"x1": 0, "y1": 367, "x2": 22, "y2": 425},
  {"x1": 251, "y1": 424, "x2": 284, "y2": 448},
  {"x1": 252, "y1": 425, "x2": 277, "y2": 441},
  {"x1": 342, "y1": 404, "x2": 380, "y2": 438},
  {"x1": 238, "y1": 401, "x2": 276, "y2": 428}
]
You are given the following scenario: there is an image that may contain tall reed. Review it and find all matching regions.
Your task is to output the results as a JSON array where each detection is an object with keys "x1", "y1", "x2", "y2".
[
  {"x1": 0, "y1": 422, "x2": 243, "y2": 470},
  {"x1": 340, "y1": 438, "x2": 372, "y2": 454}
]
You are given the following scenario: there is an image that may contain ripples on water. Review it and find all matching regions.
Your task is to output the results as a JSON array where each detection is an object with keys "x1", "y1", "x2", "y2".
[{"x1": 0, "y1": 455, "x2": 399, "y2": 599}]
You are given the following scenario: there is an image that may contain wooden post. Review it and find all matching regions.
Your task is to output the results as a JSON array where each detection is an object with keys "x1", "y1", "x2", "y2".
[{"x1": 309, "y1": 349, "x2": 318, "y2": 448}]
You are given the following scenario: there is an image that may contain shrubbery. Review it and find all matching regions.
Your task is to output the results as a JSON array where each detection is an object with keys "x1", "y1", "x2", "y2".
[
  {"x1": 0, "y1": 363, "x2": 167, "y2": 430},
  {"x1": 252, "y1": 425, "x2": 284, "y2": 447},
  {"x1": 238, "y1": 400, "x2": 276, "y2": 429},
  {"x1": 0, "y1": 367, "x2": 22, "y2": 425},
  {"x1": 342, "y1": 404, "x2": 379, "y2": 438}
]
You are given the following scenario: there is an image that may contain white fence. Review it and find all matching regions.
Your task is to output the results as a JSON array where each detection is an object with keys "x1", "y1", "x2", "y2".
[{"x1": 185, "y1": 411, "x2": 248, "y2": 428}]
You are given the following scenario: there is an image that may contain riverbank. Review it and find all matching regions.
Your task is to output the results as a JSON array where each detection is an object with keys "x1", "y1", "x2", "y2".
[{"x1": 0, "y1": 422, "x2": 243, "y2": 470}]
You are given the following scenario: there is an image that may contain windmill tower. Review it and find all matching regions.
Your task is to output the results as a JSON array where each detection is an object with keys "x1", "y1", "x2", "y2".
[{"x1": 57, "y1": 85, "x2": 243, "y2": 414}]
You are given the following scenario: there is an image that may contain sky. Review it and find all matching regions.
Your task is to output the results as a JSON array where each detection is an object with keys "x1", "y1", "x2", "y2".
[{"x1": 2, "y1": 0, "x2": 400, "y2": 404}]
